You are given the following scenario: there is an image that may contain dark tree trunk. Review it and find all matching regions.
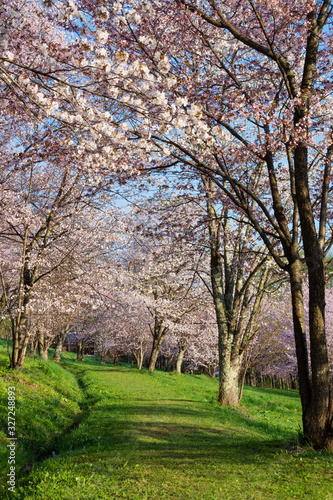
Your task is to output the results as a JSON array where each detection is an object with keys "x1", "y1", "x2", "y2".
[
  {"x1": 29, "y1": 338, "x2": 37, "y2": 357},
  {"x1": 11, "y1": 314, "x2": 30, "y2": 370},
  {"x1": 148, "y1": 339, "x2": 160, "y2": 372},
  {"x1": 148, "y1": 316, "x2": 169, "y2": 372},
  {"x1": 288, "y1": 258, "x2": 312, "y2": 409},
  {"x1": 293, "y1": 136, "x2": 333, "y2": 450},
  {"x1": 77, "y1": 340, "x2": 84, "y2": 361}
]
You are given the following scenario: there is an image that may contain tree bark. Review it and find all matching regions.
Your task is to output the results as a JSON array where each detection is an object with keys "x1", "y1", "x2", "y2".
[
  {"x1": 208, "y1": 197, "x2": 240, "y2": 404},
  {"x1": 52, "y1": 330, "x2": 68, "y2": 362},
  {"x1": 293, "y1": 133, "x2": 333, "y2": 449},
  {"x1": 137, "y1": 355, "x2": 143, "y2": 370},
  {"x1": 52, "y1": 337, "x2": 64, "y2": 362},
  {"x1": 176, "y1": 347, "x2": 186, "y2": 374},
  {"x1": 148, "y1": 316, "x2": 169, "y2": 372},
  {"x1": 203, "y1": 175, "x2": 270, "y2": 406},
  {"x1": 39, "y1": 349, "x2": 48, "y2": 361},
  {"x1": 11, "y1": 313, "x2": 30, "y2": 370},
  {"x1": 148, "y1": 338, "x2": 160, "y2": 372},
  {"x1": 37, "y1": 329, "x2": 49, "y2": 361},
  {"x1": 29, "y1": 337, "x2": 38, "y2": 357},
  {"x1": 217, "y1": 353, "x2": 243, "y2": 405},
  {"x1": 133, "y1": 340, "x2": 147, "y2": 370},
  {"x1": 288, "y1": 258, "x2": 312, "y2": 409},
  {"x1": 77, "y1": 340, "x2": 84, "y2": 361}
]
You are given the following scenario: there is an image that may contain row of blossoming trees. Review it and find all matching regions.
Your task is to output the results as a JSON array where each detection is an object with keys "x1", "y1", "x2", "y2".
[{"x1": 1, "y1": 0, "x2": 333, "y2": 449}]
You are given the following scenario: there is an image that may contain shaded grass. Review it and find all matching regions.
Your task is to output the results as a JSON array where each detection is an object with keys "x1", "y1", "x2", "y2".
[
  {"x1": 0, "y1": 346, "x2": 332, "y2": 499},
  {"x1": 0, "y1": 353, "x2": 329, "y2": 499}
]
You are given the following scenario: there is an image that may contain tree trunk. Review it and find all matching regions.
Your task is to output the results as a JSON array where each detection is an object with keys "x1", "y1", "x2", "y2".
[
  {"x1": 289, "y1": 230, "x2": 333, "y2": 449},
  {"x1": 166, "y1": 354, "x2": 174, "y2": 372},
  {"x1": 205, "y1": 179, "x2": 264, "y2": 405},
  {"x1": 209, "y1": 218, "x2": 241, "y2": 404},
  {"x1": 137, "y1": 355, "x2": 143, "y2": 370},
  {"x1": 291, "y1": 59, "x2": 333, "y2": 446},
  {"x1": 148, "y1": 316, "x2": 168, "y2": 372},
  {"x1": 52, "y1": 338, "x2": 64, "y2": 362},
  {"x1": 306, "y1": 266, "x2": 333, "y2": 450},
  {"x1": 29, "y1": 337, "x2": 37, "y2": 357},
  {"x1": 250, "y1": 369, "x2": 256, "y2": 387},
  {"x1": 211, "y1": 256, "x2": 244, "y2": 404},
  {"x1": 39, "y1": 349, "x2": 48, "y2": 361},
  {"x1": 52, "y1": 330, "x2": 68, "y2": 362},
  {"x1": 217, "y1": 354, "x2": 243, "y2": 406},
  {"x1": 148, "y1": 338, "x2": 160, "y2": 372},
  {"x1": 134, "y1": 341, "x2": 146, "y2": 370},
  {"x1": 176, "y1": 348, "x2": 186, "y2": 375},
  {"x1": 37, "y1": 330, "x2": 49, "y2": 361},
  {"x1": 239, "y1": 365, "x2": 248, "y2": 403},
  {"x1": 77, "y1": 340, "x2": 84, "y2": 361},
  {"x1": 288, "y1": 259, "x2": 311, "y2": 407},
  {"x1": 11, "y1": 315, "x2": 30, "y2": 370},
  {"x1": 207, "y1": 364, "x2": 217, "y2": 378}
]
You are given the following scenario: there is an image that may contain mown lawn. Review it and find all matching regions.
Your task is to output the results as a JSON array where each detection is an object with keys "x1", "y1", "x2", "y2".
[{"x1": 1, "y1": 347, "x2": 332, "y2": 499}]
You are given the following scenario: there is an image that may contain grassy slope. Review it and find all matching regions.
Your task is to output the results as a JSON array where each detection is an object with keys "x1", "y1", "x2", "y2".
[
  {"x1": 0, "y1": 343, "x2": 82, "y2": 496},
  {"x1": 1, "y1": 346, "x2": 333, "y2": 499}
]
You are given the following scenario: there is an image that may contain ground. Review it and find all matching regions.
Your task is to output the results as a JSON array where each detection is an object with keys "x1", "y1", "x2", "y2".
[{"x1": 0, "y1": 347, "x2": 332, "y2": 499}]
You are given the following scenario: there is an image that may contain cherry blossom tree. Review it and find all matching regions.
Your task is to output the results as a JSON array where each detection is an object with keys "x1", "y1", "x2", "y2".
[
  {"x1": 184, "y1": 309, "x2": 219, "y2": 377},
  {"x1": 201, "y1": 176, "x2": 274, "y2": 404},
  {"x1": 80, "y1": 0, "x2": 333, "y2": 450},
  {"x1": 0, "y1": 149, "x2": 121, "y2": 369},
  {"x1": 1, "y1": 0, "x2": 332, "y2": 448},
  {"x1": 114, "y1": 173, "x2": 275, "y2": 396},
  {"x1": 0, "y1": 0, "x2": 145, "y2": 175},
  {"x1": 112, "y1": 205, "x2": 207, "y2": 372},
  {"x1": 124, "y1": 175, "x2": 275, "y2": 400},
  {"x1": 239, "y1": 287, "x2": 296, "y2": 399},
  {"x1": 91, "y1": 293, "x2": 152, "y2": 368},
  {"x1": 241, "y1": 282, "x2": 333, "y2": 398}
]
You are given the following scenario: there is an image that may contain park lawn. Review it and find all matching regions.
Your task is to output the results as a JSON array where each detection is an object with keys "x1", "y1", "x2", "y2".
[{"x1": 0, "y1": 349, "x2": 332, "y2": 499}]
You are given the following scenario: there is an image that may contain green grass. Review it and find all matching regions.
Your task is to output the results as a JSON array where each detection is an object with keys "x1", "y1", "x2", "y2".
[
  {"x1": 0, "y1": 345, "x2": 332, "y2": 499},
  {"x1": 0, "y1": 344, "x2": 82, "y2": 482}
]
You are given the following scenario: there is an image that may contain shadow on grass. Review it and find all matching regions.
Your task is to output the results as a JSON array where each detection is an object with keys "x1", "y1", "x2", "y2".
[
  {"x1": 11, "y1": 357, "x2": 301, "y2": 482},
  {"x1": 244, "y1": 385, "x2": 300, "y2": 399},
  {"x1": 37, "y1": 396, "x2": 298, "y2": 472}
]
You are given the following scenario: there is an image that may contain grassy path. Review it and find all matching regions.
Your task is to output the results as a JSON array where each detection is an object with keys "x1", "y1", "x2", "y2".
[
  {"x1": 8, "y1": 358, "x2": 332, "y2": 500},
  {"x1": 1, "y1": 351, "x2": 332, "y2": 499}
]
